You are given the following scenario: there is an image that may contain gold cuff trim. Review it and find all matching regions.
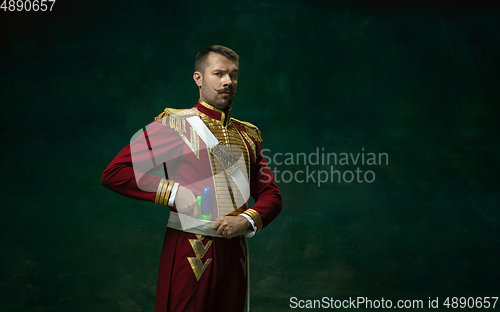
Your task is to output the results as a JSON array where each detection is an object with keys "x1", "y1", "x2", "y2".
[
  {"x1": 243, "y1": 209, "x2": 263, "y2": 233},
  {"x1": 155, "y1": 179, "x2": 174, "y2": 206},
  {"x1": 154, "y1": 179, "x2": 167, "y2": 204},
  {"x1": 163, "y1": 181, "x2": 174, "y2": 206},
  {"x1": 158, "y1": 180, "x2": 169, "y2": 206}
]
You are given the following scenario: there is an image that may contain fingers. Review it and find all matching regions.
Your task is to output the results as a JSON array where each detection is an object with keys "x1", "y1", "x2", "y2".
[
  {"x1": 212, "y1": 218, "x2": 222, "y2": 230},
  {"x1": 218, "y1": 227, "x2": 232, "y2": 239},
  {"x1": 212, "y1": 217, "x2": 234, "y2": 239},
  {"x1": 212, "y1": 217, "x2": 224, "y2": 236},
  {"x1": 174, "y1": 186, "x2": 198, "y2": 216}
]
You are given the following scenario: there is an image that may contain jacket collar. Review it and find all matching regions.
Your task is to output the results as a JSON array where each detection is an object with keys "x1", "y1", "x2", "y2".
[{"x1": 195, "y1": 99, "x2": 231, "y2": 125}]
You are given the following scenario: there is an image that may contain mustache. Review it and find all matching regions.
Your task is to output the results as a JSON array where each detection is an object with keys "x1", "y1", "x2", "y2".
[{"x1": 213, "y1": 86, "x2": 233, "y2": 94}]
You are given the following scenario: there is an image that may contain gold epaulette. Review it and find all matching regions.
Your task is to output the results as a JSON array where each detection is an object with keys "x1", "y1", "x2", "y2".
[
  {"x1": 231, "y1": 118, "x2": 263, "y2": 142},
  {"x1": 154, "y1": 108, "x2": 197, "y2": 120},
  {"x1": 153, "y1": 108, "x2": 198, "y2": 134}
]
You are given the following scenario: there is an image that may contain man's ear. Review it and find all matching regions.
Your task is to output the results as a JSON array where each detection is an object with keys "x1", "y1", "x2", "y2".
[{"x1": 193, "y1": 71, "x2": 202, "y2": 87}]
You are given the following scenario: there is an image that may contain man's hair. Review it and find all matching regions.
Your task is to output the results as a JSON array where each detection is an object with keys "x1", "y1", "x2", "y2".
[{"x1": 195, "y1": 45, "x2": 239, "y2": 74}]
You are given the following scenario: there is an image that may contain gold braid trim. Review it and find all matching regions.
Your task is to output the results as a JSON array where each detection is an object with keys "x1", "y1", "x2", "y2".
[
  {"x1": 158, "y1": 179, "x2": 170, "y2": 206},
  {"x1": 243, "y1": 209, "x2": 263, "y2": 233},
  {"x1": 226, "y1": 206, "x2": 247, "y2": 216},
  {"x1": 162, "y1": 181, "x2": 174, "y2": 206},
  {"x1": 155, "y1": 179, "x2": 175, "y2": 206},
  {"x1": 231, "y1": 118, "x2": 263, "y2": 142},
  {"x1": 169, "y1": 116, "x2": 186, "y2": 134},
  {"x1": 153, "y1": 108, "x2": 197, "y2": 130},
  {"x1": 154, "y1": 112, "x2": 166, "y2": 121},
  {"x1": 154, "y1": 178, "x2": 167, "y2": 204},
  {"x1": 188, "y1": 234, "x2": 213, "y2": 281}
]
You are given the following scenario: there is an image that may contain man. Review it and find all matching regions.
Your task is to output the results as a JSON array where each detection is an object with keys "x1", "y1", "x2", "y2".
[{"x1": 101, "y1": 45, "x2": 282, "y2": 312}]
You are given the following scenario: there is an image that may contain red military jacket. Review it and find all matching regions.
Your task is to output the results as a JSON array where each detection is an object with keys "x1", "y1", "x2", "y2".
[{"x1": 101, "y1": 100, "x2": 282, "y2": 233}]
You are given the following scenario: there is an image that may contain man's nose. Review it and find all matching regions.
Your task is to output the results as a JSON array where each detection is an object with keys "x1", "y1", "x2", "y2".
[{"x1": 222, "y1": 74, "x2": 233, "y2": 86}]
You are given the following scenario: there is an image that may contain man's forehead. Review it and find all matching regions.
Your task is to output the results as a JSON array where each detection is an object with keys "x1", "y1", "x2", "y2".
[{"x1": 206, "y1": 53, "x2": 238, "y2": 70}]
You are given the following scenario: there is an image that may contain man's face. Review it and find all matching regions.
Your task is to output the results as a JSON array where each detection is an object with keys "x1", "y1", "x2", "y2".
[{"x1": 194, "y1": 53, "x2": 238, "y2": 110}]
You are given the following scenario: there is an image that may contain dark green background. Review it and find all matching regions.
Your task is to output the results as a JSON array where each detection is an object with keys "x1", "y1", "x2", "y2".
[{"x1": 1, "y1": 1, "x2": 499, "y2": 311}]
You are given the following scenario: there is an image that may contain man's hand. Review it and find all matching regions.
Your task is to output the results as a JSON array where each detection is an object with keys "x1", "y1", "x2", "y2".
[
  {"x1": 174, "y1": 185, "x2": 199, "y2": 218},
  {"x1": 212, "y1": 216, "x2": 251, "y2": 239}
]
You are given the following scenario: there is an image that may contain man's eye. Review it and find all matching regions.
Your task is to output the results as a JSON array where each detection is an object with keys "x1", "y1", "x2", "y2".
[
  {"x1": 214, "y1": 73, "x2": 221, "y2": 76},
  {"x1": 230, "y1": 75, "x2": 236, "y2": 79}
]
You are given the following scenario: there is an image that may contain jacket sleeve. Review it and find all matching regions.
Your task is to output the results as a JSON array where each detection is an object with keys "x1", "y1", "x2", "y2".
[
  {"x1": 243, "y1": 141, "x2": 282, "y2": 233},
  {"x1": 101, "y1": 119, "x2": 184, "y2": 207}
]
